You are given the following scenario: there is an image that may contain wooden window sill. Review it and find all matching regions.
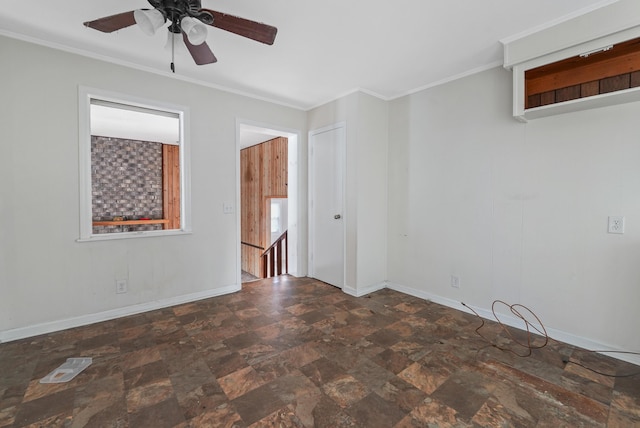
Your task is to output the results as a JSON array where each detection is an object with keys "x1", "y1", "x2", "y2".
[{"x1": 92, "y1": 219, "x2": 170, "y2": 226}]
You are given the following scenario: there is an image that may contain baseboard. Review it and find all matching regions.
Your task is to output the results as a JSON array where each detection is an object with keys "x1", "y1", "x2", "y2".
[
  {"x1": 343, "y1": 281, "x2": 388, "y2": 297},
  {"x1": 386, "y1": 282, "x2": 640, "y2": 367},
  {"x1": 0, "y1": 283, "x2": 241, "y2": 344},
  {"x1": 387, "y1": 282, "x2": 468, "y2": 313}
]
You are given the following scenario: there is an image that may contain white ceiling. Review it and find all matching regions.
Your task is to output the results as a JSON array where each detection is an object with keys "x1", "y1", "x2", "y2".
[
  {"x1": 0, "y1": 0, "x2": 616, "y2": 111},
  {"x1": 239, "y1": 125, "x2": 291, "y2": 149}
]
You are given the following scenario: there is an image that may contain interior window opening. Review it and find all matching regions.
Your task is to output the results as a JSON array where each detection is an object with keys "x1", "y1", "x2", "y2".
[{"x1": 78, "y1": 88, "x2": 190, "y2": 241}]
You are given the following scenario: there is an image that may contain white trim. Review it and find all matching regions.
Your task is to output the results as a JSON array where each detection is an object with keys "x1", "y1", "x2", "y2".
[
  {"x1": 77, "y1": 86, "x2": 192, "y2": 242},
  {"x1": 306, "y1": 64, "x2": 505, "y2": 109},
  {"x1": 0, "y1": 29, "x2": 305, "y2": 111},
  {"x1": 0, "y1": 27, "x2": 571, "y2": 112},
  {"x1": 180, "y1": 106, "x2": 193, "y2": 233},
  {"x1": 390, "y1": 61, "x2": 504, "y2": 101},
  {"x1": 343, "y1": 281, "x2": 387, "y2": 297},
  {"x1": 0, "y1": 284, "x2": 240, "y2": 344},
  {"x1": 499, "y1": 0, "x2": 621, "y2": 45},
  {"x1": 78, "y1": 87, "x2": 92, "y2": 240},
  {"x1": 512, "y1": 64, "x2": 527, "y2": 121},
  {"x1": 343, "y1": 286, "x2": 358, "y2": 296},
  {"x1": 306, "y1": 87, "x2": 389, "y2": 111},
  {"x1": 0, "y1": 28, "x2": 499, "y2": 111},
  {"x1": 386, "y1": 282, "x2": 640, "y2": 366},
  {"x1": 308, "y1": 123, "x2": 347, "y2": 289},
  {"x1": 235, "y1": 121, "x2": 242, "y2": 287},
  {"x1": 386, "y1": 282, "x2": 468, "y2": 314},
  {"x1": 77, "y1": 230, "x2": 192, "y2": 243}
]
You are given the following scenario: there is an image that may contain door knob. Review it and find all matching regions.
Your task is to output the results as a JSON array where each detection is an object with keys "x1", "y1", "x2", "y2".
[{"x1": 334, "y1": 214, "x2": 341, "y2": 219}]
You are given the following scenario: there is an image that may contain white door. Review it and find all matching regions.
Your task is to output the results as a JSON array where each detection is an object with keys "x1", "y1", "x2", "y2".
[{"x1": 309, "y1": 124, "x2": 345, "y2": 288}]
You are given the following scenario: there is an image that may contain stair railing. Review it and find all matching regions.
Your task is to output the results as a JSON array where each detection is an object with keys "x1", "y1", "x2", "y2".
[{"x1": 261, "y1": 230, "x2": 287, "y2": 278}]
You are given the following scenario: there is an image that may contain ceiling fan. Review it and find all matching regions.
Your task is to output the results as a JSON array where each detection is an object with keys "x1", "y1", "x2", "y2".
[{"x1": 83, "y1": 0, "x2": 277, "y2": 71}]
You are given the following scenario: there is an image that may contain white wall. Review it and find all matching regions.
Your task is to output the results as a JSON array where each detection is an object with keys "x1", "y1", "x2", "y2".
[
  {"x1": 388, "y1": 65, "x2": 640, "y2": 360},
  {"x1": 354, "y1": 94, "x2": 388, "y2": 291},
  {"x1": 308, "y1": 92, "x2": 388, "y2": 295},
  {"x1": 0, "y1": 36, "x2": 305, "y2": 339}
]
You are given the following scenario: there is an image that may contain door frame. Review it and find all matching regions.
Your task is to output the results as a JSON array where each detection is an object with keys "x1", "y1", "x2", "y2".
[
  {"x1": 236, "y1": 119, "x2": 303, "y2": 285},
  {"x1": 308, "y1": 122, "x2": 347, "y2": 287}
]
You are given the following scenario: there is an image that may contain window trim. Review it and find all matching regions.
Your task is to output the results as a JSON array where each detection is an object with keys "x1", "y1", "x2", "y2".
[{"x1": 77, "y1": 86, "x2": 192, "y2": 242}]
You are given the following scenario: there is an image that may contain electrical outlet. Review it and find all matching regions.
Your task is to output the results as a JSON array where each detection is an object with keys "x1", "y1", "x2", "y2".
[
  {"x1": 450, "y1": 275, "x2": 460, "y2": 289},
  {"x1": 223, "y1": 202, "x2": 234, "y2": 214},
  {"x1": 608, "y1": 216, "x2": 625, "y2": 234},
  {"x1": 116, "y1": 279, "x2": 128, "y2": 294}
]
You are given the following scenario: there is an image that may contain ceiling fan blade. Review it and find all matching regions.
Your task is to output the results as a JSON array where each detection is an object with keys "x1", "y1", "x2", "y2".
[
  {"x1": 201, "y1": 9, "x2": 277, "y2": 45},
  {"x1": 83, "y1": 11, "x2": 137, "y2": 33},
  {"x1": 182, "y1": 33, "x2": 217, "y2": 65}
]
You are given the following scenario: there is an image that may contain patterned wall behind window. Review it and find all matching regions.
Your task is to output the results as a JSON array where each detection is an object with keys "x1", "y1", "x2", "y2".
[{"x1": 91, "y1": 136, "x2": 163, "y2": 234}]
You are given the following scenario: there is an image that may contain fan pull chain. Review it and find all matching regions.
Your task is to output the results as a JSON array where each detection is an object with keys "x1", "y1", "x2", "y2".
[{"x1": 170, "y1": 32, "x2": 176, "y2": 73}]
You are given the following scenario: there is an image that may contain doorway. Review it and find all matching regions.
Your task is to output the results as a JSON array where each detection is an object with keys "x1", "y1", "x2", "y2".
[
  {"x1": 236, "y1": 121, "x2": 300, "y2": 285},
  {"x1": 309, "y1": 123, "x2": 346, "y2": 288}
]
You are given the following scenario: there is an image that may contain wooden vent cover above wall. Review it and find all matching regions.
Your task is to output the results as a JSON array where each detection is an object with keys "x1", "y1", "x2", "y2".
[{"x1": 525, "y1": 37, "x2": 640, "y2": 109}]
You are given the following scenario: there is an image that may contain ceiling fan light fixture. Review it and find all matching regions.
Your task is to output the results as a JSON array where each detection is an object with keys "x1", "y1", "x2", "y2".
[
  {"x1": 84, "y1": 4, "x2": 276, "y2": 67},
  {"x1": 181, "y1": 17, "x2": 208, "y2": 45},
  {"x1": 134, "y1": 9, "x2": 165, "y2": 36}
]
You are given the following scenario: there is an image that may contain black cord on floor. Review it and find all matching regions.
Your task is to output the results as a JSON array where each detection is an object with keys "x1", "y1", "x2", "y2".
[{"x1": 462, "y1": 300, "x2": 640, "y2": 378}]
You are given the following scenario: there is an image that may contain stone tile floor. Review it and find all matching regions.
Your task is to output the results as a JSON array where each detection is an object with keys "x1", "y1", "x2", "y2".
[{"x1": 1, "y1": 275, "x2": 639, "y2": 427}]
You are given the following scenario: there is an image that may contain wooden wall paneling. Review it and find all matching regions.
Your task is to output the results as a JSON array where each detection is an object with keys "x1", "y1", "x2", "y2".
[
  {"x1": 271, "y1": 137, "x2": 288, "y2": 195},
  {"x1": 240, "y1": 149, "x2": 250, "y2": 273},
  {"x1": 240, "y1": 149, "x2": 249, "y2": 243},
  {"x1": 581, "y1": 81, "x2": 600, "y2": 97},
  {"x1": 523, "y1": 38, "x2": 640, "y2": 80},
  {"x1": 526, "y1": 43, "x2": 640, "y2": 95},
  {"x1": 279, "y1": 138, "x2": 288, "y2": 191},
  {"x1": 240, "y1": 137, "x2": 288, "y2": 277},
  {"x1": 162, "y1": 145, "x2": 169, "y2": 229},
  {"x1": 240, "y1": 145, "x2": 263, "y2": 277},
  {"x1": 526, "y1": 72, "x2": 638, "y2": 109},
  {"x1": 241, "y1": 148, "x2": 261, "y2": 246},
  {"x1": 162, "y1": 145, "x2": 180, "y2": 229},
  {"x1": 260, "y1": 142, "x2": 270, "y2": 249},
  {"x1": 540, "y1": 91, "x2": 555, "y2": 106},
  {"x1": 523, "y1": 38, "x2": 640, "y2": 111},
  {"x1": 527, "y1": 94, "x2": 541, "y2": 109},
  {"x1": 241, "y1": 245, "x2": 262, "y2": 274},
  {"x1": 600, "y1": 74, "x2": 631, "y2": 93},
  {"x1": 555, "y1": 84, "x2": 581, "y2": 103},
  {"x1": 241, "y1": 140, "x2": 263, "y2": 276}
]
